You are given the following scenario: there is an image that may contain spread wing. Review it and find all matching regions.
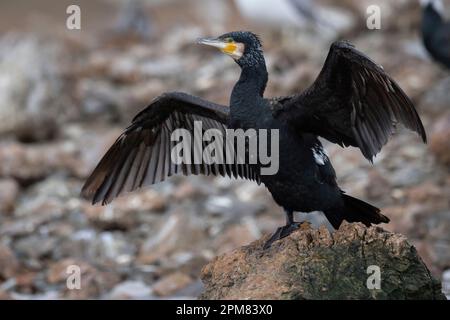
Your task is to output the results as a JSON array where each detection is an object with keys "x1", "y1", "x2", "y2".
[
  {"x1": 82, "y1": 91, "x2": 260, "y2": 205},
  {"x1": 273, "y1": 40, "x2": 426, "y2": 161}
]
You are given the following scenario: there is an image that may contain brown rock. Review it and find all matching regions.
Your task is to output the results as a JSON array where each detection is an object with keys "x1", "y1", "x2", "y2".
[
  {"x1": 200, "y1": 223, "x2": 446, "y2": 300},
  {"x1": 0, "y1": 244, "x2": 20, "y2": 279},
  {"x1": 420, "y1": 210, "x2": 450, "y2": 273},
  {"x1": 82, "y1": 203, "x2": 136, "y2": 231},
  {"x1": 172, "y1": 181, "x2": 199, "y2": 201},
  {"x1": 365, "y1": 170, "x2": 390, "y2": 200},
  {"x1": 0, "y1": 35, "x2": 71, "y2": 142},
  {"x1": 47, "y1": 258, "x2": 120, "y2": 299},
  {"x1": 152, "y1": 272, "x2": 193, "y2": 297},
  {"x1": 15, "y1": 271, "x2": 37, "y2": 289},
  {"x1": 381, "y1": 205, "x2": 410, "y2": 234},
  {"x1": 137, "y1": 210, "x2": 207, "y2": 265},
  {"x1": 0, "y1": 142, "x2": 79, "y2": 182},
  {"x1": 0, "y1": 178, "x2": 19, "y2": 214},
  {"x1": 405, "y1": 182, "x2": 445, "y2": 204},
  {"x1": 0, "y1": 290, "x2": 11, "y2": 300},
  {"x1": 66, "y1": 125, "x2": 124, "y2": 179},
  {"x1": 47, "y1": 259, "x2": 88, "y2": 284},
  {"x1": 109, "y1": 281, "x2": 153, "y2": 299},
  {"x1": 213, "y1": 224, "x2": 260, "y2": 255},
  {"x1": 115, "y1": 189, "x2": 167, "y2": 213},
  {"x1": 82, "y1": 188, "x2": 167, "y2": 230},
  {"x1": 430, "y1": 112, "x2": 450, "y2": 167}
]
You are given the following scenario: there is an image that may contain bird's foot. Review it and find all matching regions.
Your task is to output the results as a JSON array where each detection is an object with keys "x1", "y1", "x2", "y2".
[{"x1": 263, "y1": 222, "x2": 301, "y2": 249}]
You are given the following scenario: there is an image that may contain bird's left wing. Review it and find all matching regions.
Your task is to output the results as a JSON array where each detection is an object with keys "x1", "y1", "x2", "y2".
[
  {"x1": 82, "y1": 91, "x2": 260, "y2": 205},
  {"x1": 273, "y1": 40, "x2": 426, "y2": 161}
]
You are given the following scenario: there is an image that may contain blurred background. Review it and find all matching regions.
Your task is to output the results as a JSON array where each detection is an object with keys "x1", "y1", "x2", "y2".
[{"x1": 0, "y1": 0, "x2": 449, "y2": 299}]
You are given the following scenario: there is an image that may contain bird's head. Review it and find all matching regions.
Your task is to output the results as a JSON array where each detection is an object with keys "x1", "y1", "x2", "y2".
[{"x1": 197, "y1": 31, "x2": 264, "y2": 68}]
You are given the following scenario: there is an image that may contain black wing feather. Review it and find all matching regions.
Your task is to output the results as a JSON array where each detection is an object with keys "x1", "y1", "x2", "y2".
[
  {"x1": 82, "y1": 91, "x2": 261, "y2": 204},
  {"x1": 273, "y1": 40, "x2": 426, "y2": 161}
]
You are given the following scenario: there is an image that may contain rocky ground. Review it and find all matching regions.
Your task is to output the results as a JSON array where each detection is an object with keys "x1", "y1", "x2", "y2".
[
  {"x1": 0, "y1": 0, "x2": 449, "y2": 299},
  {"x1": 201, "y1": 223, "x2": 446, "y2": 300}
]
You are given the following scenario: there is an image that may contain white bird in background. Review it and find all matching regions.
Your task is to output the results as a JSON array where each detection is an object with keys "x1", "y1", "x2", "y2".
[
  {"x1": 234, "y1": 0, "x2": 353, "y2": 39},
  {"x1": 235, "y1": 0, "x2": 317, "y2": 28}
]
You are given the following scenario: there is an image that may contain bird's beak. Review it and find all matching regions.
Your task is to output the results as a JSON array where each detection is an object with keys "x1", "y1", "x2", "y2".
[
  {"x1": 197, "y1": 37, "x2": 227, "y2": 49},
  {"x1": 197, "y1": 37, "x2": 244, "y2": 60}
]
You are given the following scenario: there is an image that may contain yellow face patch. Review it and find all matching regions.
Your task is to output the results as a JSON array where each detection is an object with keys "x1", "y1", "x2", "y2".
[
  {"x1": 197, "y1": 37, "x2": 244, "y2": 60},
  {"x1": 222, "y1": 42, "x2": 237, "y2": 55}
]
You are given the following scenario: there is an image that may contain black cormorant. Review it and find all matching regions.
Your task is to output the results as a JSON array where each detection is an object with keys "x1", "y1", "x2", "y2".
[
  {"x1": 82, "y1": 31, "x2": 426, "y2": 248},
  {"x1": 421, "y1": 0, "x2": 450, "y2": 68}
]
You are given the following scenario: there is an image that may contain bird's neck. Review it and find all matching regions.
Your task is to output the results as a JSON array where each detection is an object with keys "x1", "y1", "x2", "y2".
[
  {"x1": 231, "y1": 62, "x2": 268, "y2": 109},
  {"x1": 228, "y1": 63, "x2": 269, "y2": 128}
]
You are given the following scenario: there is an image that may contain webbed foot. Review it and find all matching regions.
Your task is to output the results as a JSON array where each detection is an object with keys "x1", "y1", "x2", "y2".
[{"x1": 263, "y1": 222, "x2": 301, "y2": 249}]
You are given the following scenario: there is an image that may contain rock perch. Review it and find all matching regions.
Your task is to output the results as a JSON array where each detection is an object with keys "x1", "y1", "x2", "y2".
[{"x1": 200, "y1": 223, "x2": 446, "y2": 300}]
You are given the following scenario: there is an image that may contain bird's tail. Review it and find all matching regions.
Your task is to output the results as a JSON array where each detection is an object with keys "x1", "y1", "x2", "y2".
[{"x1": 324, "y1": 194, "x2": 389, "y2": 229}]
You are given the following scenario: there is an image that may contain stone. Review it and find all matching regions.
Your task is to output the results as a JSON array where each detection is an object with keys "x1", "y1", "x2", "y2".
[
  {"x1": 109, "y1": 281, "x2": 153, "y2": 299},
  {"x1": 10, "y1": 291, "x2": 60, "y2": 300},
  {"x1": 93, "y1": 231, "x2": 137, "y2": 265},
  {"x1": 46, "y1": 258, "x2": 120, "y2": 299},
  {"x1": 137, "y1": 210, "x2": 208, "y2": 265},
  {"x1": 82, "y1": 204, "x2": 136, "y2": 231},
  {"x1": 0, "y1": 0, "x2": 448, "y2": 300},
  {"x1": 200, "y1": 223, "x2": 446, "y2": 300},
  {"x1": 0, "y1": 35, "x2": 73, "y2": 142},
  {"x1": 14, "y1": 235, "x2": 57, "y2": 261},
  {"x1": 430, "y1": 112, "x2": 450, "y2": 167},
  {"x1": 0, "y1": 141, "x2": 81, "y2": 183},
  {"x1": 0, "y1": 179, "x2": 19, "y2": 214},
  {"x1": 213, "y1": 223, "x2": 260, "y2": 255},
  {"x1": 365, "y1": 170, "x2": 390, "y2": 200},
  {"x1": 420, "y1": 77, "x2": 450, "y2": 116},
  {"x1": 0, "y1": 290, "x2": 11, "y2": 299},
  {"x1": 114, "y1": 0, "x2": 152, "y2": 40},
  {"x1": 172, "y1": 181, "x2": 199, "y2": 201},
  {"x1": 152, "y1": 272, "x2": 193, "y2": 297},
  {"x1": 0, "y1": 244, "x2": 20, "y2": 279},
  {"x1": 14, "y1": 271, "x2": 37, "y2": 289},
  {"x1": 114, "y1": 189, "x2": 167, "y2": 213},
  {"x1": 47, "y1": 258, "x2": 87, "y2": 284}
]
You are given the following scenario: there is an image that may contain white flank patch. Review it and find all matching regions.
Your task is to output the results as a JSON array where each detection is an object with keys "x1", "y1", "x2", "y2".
[{"x1": 311, "y1": 144, "x2": 328, "y2": 166}]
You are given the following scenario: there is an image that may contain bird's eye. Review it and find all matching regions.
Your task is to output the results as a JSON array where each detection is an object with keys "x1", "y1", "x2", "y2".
[{"x1": 225, "y1": 37, "x2": 233, "y2": 43}]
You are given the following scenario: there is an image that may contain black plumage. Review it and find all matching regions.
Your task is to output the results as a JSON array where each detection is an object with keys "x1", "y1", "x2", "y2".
[
  {"x1": 82, "y1": 93, "x2": 260, "y2": 205},
  {"x1": 421, "y1": 0, "x2": 450, "y2": 69},
  {"x1": 82, "y1": 31, "x2": 426, "y2": 248}
]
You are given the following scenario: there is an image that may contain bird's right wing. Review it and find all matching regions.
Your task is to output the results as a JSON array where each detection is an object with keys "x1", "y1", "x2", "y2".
[
  {"x1": 273, "y1": 41, "x2": 426, "y2": 161},
  {"x1": 81, "y1": 92, "x2": 260, "y2": 205}
]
